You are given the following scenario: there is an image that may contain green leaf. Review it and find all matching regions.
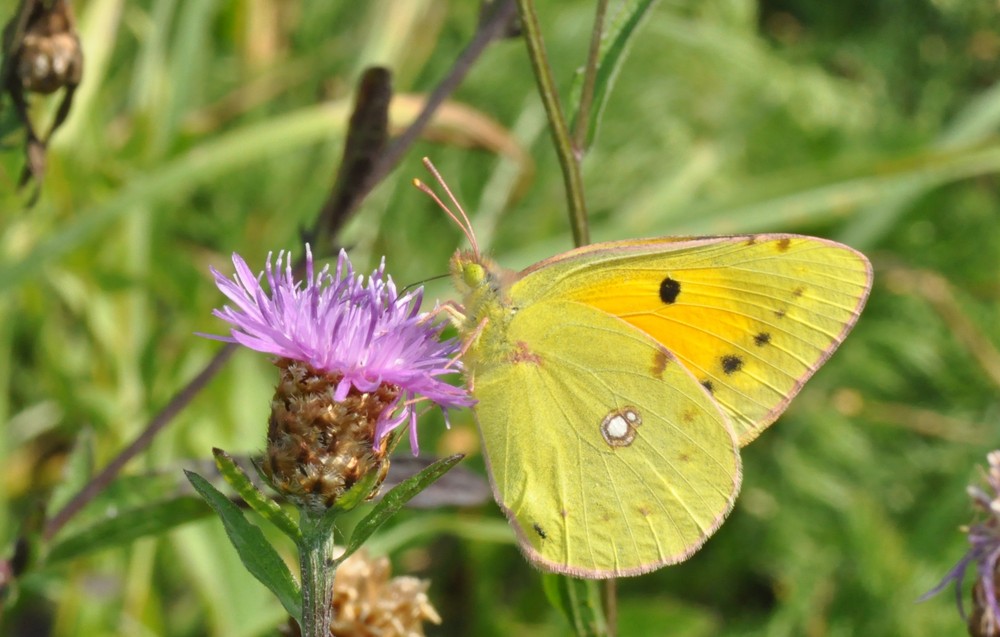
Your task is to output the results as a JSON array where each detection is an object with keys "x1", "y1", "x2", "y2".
[
  {"x1": 336, "y1": 454, "x2": 463, "y2": 565},
  {"x1": 331, "y1": 463, "x2": 386, "y2": 513},
  {"x1": 569, "y1": 0, "x2": 659, "y2": 149},
  {"x1": 46, "y1": 496, "x2": 212, "y2": 564},
  {"x1": 185, "y1": 470, "x2": 302, "y2": 622},
  {"x1": 212, "y1": 448, "x2": 301, "y2": 543},
  {"x1": 542, "y1": 574, "x2": 609, "y2": 637}
]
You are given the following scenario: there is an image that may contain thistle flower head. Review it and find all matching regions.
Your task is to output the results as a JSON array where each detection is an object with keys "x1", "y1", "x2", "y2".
[
  {"x1": 205, "y1": 246, "x2": 471, "y2": 510},
  {"x1": 924, "y1": 450, "x2": 1000, "y2": 636}
]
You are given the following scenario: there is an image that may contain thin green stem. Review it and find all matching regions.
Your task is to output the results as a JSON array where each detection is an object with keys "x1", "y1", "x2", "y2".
[
  {"x1": 515, "y1": 0, "x2": 590, "y2": 247},
  {"x1": 299, "y1": 513, "x2": 337, "y2": 637},
  {"x1": 572, "y1": 0, "x2": 609, "y2": 151},
  {"x1": 602, "y1": 577, "x2": 618, "y2": 637}
]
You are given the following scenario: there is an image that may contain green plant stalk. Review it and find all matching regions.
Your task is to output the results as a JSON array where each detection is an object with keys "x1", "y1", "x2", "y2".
[
  {"x1": 572, "y1": 0, "x2": 609, "y2": 151},
  {"x1": 515, "y1": 0, "x2": 590, "y2": 247},
  {"x1": 299, "y1": 512, "x2": 337, "y2": 636},
  {"x1": 601, "y1": 577, "x2": 617, "y2": 637}
]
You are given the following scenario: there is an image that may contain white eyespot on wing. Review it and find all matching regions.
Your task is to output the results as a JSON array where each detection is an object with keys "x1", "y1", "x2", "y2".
[{"x1": 600, "y1": 407, "x2": 642, "y2": 447}]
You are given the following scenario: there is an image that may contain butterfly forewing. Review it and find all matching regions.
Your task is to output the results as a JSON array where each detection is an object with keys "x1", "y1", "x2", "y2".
[
  {"x1": 470, "y1": 299, "x2": 741, "y2": 578},
  {"x1": 518, "y1": 234, "x2": 872, "y2": 445}
]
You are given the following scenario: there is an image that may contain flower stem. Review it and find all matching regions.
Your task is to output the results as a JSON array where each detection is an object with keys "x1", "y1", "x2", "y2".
[
  {"x1": 573, "y1": 0, "x2": 609, "y2": 151},
  {"x1": 299, "y1": 513, "x2": 337, "y2": 636},
  {"x1": 515, "y1": 0, "x2": 590, "y2": 247}
]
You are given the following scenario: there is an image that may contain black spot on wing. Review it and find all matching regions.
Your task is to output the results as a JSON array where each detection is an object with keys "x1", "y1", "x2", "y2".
[
  {"x1": 721, "y1": 355, "x2": 744, "y2": 375},
  {"x1": 659, "y1": 277, "x2": 681, "y2": 304},
  {"x1": 701, "y1": 380, "x2": 714, "y2": 394},
  {"x1": 754, "y1": 332, "x2": 771, "y2": 346},
  {"x1": 533, "y1": 523, "x2": 547, "y2": 540}
]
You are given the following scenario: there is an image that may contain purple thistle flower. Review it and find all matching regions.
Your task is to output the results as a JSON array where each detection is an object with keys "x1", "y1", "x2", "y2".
[
  {"x1": 205, "y1": 245, "x2": 472, "y2": 455},
  {"x1": 923, "y1": 451, "x2": 1000, "y2": 636}
]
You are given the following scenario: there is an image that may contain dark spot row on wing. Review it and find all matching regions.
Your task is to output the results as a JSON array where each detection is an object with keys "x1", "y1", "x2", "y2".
[
  {"x1": 652, "y1": 244, "x2": 820, "y2": 398},
  {"x1": 659, "y1": 276, "x2": 681, "y2": 304},
  {"x1": 721, "y1": 354, "x2": 744, "y2": 375},
  {"x1": 697, "y1": 331, "x2": 774, "y2": 389}
]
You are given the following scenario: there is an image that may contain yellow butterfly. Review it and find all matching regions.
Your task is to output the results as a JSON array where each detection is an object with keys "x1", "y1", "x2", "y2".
[{"x1": 419, "y1": 170, "x2": 873, "y2": 579}]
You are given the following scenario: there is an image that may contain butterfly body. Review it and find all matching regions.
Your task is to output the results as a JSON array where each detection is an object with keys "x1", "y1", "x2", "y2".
[{"x1": 450, "y1": 234, "x2": 872, "y2": 578}]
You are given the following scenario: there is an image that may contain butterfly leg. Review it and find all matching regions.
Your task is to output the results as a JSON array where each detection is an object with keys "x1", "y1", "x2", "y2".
[
  {"x1": 421, "y1": 302, "x2": 486, "y2": 392},
  {"x1": 422, "y1": 300, "x2": 466, "y2": 328},
  {"x1": 452, "y1": 317, "x2": 490, "y2": 392}
]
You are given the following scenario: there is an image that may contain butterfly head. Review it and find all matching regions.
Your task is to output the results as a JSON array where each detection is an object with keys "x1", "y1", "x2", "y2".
[
  {"x1": 450, "y1": 249, "x2": 498, "y2": 296},
  {"x1": 449, "y1": 247, "x2": 519, "y2": 346}
]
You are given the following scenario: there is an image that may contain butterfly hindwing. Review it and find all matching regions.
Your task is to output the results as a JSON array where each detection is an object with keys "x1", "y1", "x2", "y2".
[
  {"x1": 515, "y1": 234, "x2": 872, "y2": 445},
  {"x1": 471, "y1": 298, "x2": 741, "y2": 578}
]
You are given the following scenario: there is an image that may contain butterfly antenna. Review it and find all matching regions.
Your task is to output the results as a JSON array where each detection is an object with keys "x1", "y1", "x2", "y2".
[
  {"x1": 413, "y1": 178, "x2": 476, "y2": 252},
  {"x1": 420, "y1": 157, "x2": 479, "y2": 255}
]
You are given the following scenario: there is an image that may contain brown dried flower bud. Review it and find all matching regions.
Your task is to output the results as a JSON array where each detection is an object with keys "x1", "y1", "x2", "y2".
[{"x1": 6, "y1": 0, "x2": 83, "y2": 95}]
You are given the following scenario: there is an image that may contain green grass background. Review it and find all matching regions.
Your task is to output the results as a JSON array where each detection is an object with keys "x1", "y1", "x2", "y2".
[{"x1": 3, "y1": 0, "x2": 1000, "y2": 634}]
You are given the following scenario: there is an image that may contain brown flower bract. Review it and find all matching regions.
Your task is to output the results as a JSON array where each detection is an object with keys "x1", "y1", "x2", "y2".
[{"x1": 264, "y1": 360, "x2": 396, "y2": 511}]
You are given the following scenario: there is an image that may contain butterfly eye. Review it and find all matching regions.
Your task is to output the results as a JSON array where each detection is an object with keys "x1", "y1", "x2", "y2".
[{"x1": 463, "y1": 263, "x2": 485, "y2": 287}]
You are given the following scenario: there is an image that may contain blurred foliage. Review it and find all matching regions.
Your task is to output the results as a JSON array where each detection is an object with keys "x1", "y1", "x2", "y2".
[{"x1": 2, "y1": 0, "x2": 1000, "y2": 635}]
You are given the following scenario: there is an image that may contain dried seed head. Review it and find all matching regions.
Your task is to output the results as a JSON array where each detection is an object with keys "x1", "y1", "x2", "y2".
[
  {"x1": 279, "y1": 549, "x2": 441, "y2": 637},
  {"x1": 330, "y1": 549, "x2": 441, "y2": 636},
  {"x1": 7, "y1": 0, "x2": 83, "y2": 95}
]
